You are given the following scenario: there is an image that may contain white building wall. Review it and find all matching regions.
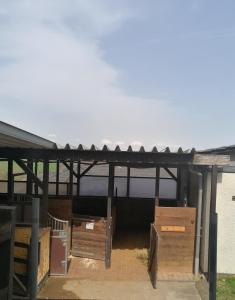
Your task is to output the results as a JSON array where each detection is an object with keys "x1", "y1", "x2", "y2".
[{"x1": 216, "y1": 172, "x2": 235, "y2": 274}]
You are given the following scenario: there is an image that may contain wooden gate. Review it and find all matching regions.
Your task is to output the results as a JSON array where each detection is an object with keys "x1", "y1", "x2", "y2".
[
  {"x1": 148, "y1": 224, "x2": 158, "y2": 289},
  {"x1": 48, "y1": 213, "x2": 69, "y2": 275}
]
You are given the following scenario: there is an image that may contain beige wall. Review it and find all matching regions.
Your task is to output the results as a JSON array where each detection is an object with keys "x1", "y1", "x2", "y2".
[{"x1": 216, "y1": 172, "x2": 235, "y2": 274}]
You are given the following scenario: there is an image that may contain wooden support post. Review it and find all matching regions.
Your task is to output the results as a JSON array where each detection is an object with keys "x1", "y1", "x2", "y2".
[
  {"x1": 209, "y1": 165, "x2": 218, "y2": 300},
  {"x1": 176, "y1": 167, "x2": 181, "y2": 202},
  {"x1": 29, "y1": 198, "x2": 39, "y2": 300},
  {"x1": 68, "y1": 160, "x2": 74, "y2": 196},
  {"x1": 34, "y1": 160, "x2": 38, "y2": 196},
  {"x1": 154, "y1": 167, "x2": 160, "y2": 225},
  {"x1": 126, "y1": 167, "x2": 130, "y2": 198},
  {"x1": 42, "y1": 159, "x2": 49, "y2": 227},
  {"x1": 106, "y1": 163, "x2": 114, "y2": 269},
  {"x1": 76, "y1": 161, "x2": 81, "y2": 213},
  {"x1": 7, "y1": 159, "x2": 14, "y2": 204},
  {"x1": 56, "y1": 160, "x2": 59, "y2": 196},
  {"x1": 26, "y1": 159, "x2": 33, "y2": 196}
]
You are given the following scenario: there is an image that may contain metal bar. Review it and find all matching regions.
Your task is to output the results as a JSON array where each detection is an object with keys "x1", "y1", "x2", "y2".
[{"x1": 29, "y1": 198, "x2": 39, "y2": 300}]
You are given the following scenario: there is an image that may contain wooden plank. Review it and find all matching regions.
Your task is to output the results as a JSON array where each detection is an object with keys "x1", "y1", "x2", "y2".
[
  {"x1": 155, "y1": 215, "x2": 196, "y2": 227},
  {"x1": 72, "y1": 231, "x2": 106, "y2": 241},
  {"x1": 160, "y1": 226, "x2": 185, "y2": 232}
]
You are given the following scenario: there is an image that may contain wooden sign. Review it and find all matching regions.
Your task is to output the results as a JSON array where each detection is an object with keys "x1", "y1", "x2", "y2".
[{"x1": 160, "y1": 226, "x2": 186, "y2": 232}]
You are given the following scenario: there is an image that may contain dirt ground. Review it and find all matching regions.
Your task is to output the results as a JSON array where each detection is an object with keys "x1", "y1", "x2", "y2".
[
  {"x1": 38, "y1": 230, "x2": 201, "y2": 299},
  {"x1": 38, "y1": 279, "x2": 201, "y2": 300}
]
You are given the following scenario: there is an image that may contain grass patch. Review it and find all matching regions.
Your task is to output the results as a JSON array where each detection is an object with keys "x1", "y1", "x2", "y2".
[{"x1": 217, "y1": 276, "x2": 235, "y2": 300}]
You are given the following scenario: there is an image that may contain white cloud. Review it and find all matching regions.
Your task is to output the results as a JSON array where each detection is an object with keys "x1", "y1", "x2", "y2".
[{"x1": 0, "y1": 0, "x2": 191, "y2": 148}]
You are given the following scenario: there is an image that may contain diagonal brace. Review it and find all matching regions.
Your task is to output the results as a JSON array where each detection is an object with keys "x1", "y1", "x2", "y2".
[
  {"x1": 164, "y1": 168, "x2": 177, "y2": 181},
  {"x1": 62, "y1": 161, "x2": 78, "y2": 178},
  {"x1": 15, "y1": 159, "x2": 44, "y2": 190},
  {"x1": 80, "y1": 161, "x2": 98, "y2": 178}
]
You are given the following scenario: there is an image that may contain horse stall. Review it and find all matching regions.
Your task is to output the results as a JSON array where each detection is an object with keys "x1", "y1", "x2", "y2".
[
  {"x1": 13, "y1": 225, "x2": 50, "y2": 296},
  {"x1": 70, "y1": 196, "x2": 116, "y2": 266}
]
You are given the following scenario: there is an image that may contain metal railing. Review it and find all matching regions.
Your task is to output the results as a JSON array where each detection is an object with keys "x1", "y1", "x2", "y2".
[{"x1": 47, "y1": 213, "x2": 69, "y2": 231}]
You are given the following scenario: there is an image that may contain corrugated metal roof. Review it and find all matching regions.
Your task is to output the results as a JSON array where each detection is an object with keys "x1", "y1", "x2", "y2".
[
  {"x1": 0, "y1": 121, "x2": 56, "y2": 149},
  {"x1": 74, "y1": 144, "x2": 196, "y2": 154}
]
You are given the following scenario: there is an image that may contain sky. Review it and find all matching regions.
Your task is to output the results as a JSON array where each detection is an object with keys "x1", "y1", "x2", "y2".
[{"x1": 0, "y1": 0, "x2": 235, "y2": 150}]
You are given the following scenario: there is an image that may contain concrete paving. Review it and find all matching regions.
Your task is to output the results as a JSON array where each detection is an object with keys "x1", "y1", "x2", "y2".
[{"x1": 38, "y1": 278, "x2": 201, "y2": 300}]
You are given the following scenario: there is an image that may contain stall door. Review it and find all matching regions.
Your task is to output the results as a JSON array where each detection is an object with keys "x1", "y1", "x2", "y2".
[
  {"x1": 48, "y1": 214, "x2": 69, "y2": 276},
  {"x1": 50, "y1": 230, "x2": 68, "y2": 275}
]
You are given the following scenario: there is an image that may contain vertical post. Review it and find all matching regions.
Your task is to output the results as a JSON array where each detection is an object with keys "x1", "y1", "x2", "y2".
[
  {"x1": 56, "y1": 160, "x2": 59, "y2": 196},
  {"x1": 76, "y1": 161, "x2": 81, "y2": 213},
  {"x1": 26, "y1": 159, "x2": 33, "y2": 196},
  {"x1": 154, "y1": 167, "x2": 160, "y2": 225},
  {"x1": 42, "y1": 159, "x2": 49, "y2": 227},
  {"x1": 7, "y1": 159, "x2": 14, "y2": 204},
  {"x1": 176, "y1": 167, "x2": 181, "y2": 204},
  {"x1": 34, "y1": 160, "x2": 39, "y2": 196},
  {"x1": 209, "y1": 165, "x2": 218, "y2": 300},
  {"x1": 126, "y1": 167, "x2": 130, "y2": 198},
  {"x1": 69, "y1": 160, "x2": 74, "y2": 196},
  {"x1": 29, "y1": 198, "x2": 39, "y2": 300},
  {"x1": 106, "y1": 163, "x2": 114, "y2": 269}
]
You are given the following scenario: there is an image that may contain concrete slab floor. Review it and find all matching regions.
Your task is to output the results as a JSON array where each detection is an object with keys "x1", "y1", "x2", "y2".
[{"x1": 37, "y1": 278, "x2": 202, "y2": 300}]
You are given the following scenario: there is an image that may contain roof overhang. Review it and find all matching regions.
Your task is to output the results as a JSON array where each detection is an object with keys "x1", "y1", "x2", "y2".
[{"x1": 0, "y1": 121, "x2": 56, "y2": 149}]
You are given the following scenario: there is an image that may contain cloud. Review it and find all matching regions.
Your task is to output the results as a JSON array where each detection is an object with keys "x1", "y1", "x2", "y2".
[{"x1": 0, "y1": 0, "x2": 191, "y2": 148}]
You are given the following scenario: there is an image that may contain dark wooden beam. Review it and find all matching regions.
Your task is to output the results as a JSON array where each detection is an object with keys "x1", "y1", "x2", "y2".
[
  {"x1": 164, "y1": 167, "x2": 177, "y2": 181},
  {"x1": 42, "y1": 159, "x2": 49, "y2": 226},
  {"x1": 0, "y1": 148, "x2": 230, "y2": 166},
  {"x1": 126, "y1": 167, "x2": 130, "y2": 198},
  {"x1": 56, "y1": 160, "x2": 59, "y2": 196},
  {"x1": 7, "y1": 159, "x2": 14, "y2": 204},
  {"x1": 62, "y1": 160, "x2": 78, "y2": 178},
  {"x1": 209, "y1": 165, "x2": 218, "y2": 300},
  {"x1": 155, "y1": 167, "x2": 160, "y2": 207},
  {"x1": 106, "y1": 163, "x2": 114, "y2": 269},
  {"x1": 68, "y1": 160, "x2": 74, "y2": 196},
  {"x1": 80, "y1": 161, "x2": 97, "y2": 178},
  {"x1": 26, "y1": 159, "x2": 33, "y2": 196},
  {"x1": 15, "y1": 159, "x2": 44, "y2": 190},
  {"x1": 34, "y1": 160, "x2": 39, "y2": 196},
  {"x1": 176, "y1": 167, "x2": 181, "y2": 201},
  {"x1": 29, "y1": 198, "x2": 39, "y2": 300},
  {"x1": 76, "y1": 161, "x2": 81, "y2": 213}
]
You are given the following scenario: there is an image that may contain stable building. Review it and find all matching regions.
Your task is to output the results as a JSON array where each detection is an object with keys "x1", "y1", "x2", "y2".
[{"x1": 0, "y1": 121, "x2": 231, "y2": 300}]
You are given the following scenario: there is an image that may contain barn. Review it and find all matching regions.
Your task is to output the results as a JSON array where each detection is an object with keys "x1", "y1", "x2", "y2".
[{"x1": 0, "y1": 121, "x2": 230, "y2": 300}]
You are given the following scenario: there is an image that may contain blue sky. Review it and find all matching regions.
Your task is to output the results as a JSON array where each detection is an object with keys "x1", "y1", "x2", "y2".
[{"x1": 0, "y1": 0, "x2": 235, "y2": 149}]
